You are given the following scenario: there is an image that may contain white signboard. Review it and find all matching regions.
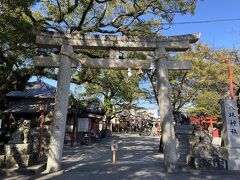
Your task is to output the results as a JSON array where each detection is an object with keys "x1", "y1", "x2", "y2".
[
  {"x1": 77, "y1": 118, "x2": 89, "y2": 132},
  {"x1": 0, "y1": 119, "x2": 2, "y2": 128}
]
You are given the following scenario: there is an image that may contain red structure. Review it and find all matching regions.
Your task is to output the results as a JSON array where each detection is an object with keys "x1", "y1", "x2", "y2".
[
  {"x1": 212, "y1": 128, "x2": 219, "y2": 138},
  {"x1": 38, "y1": 102, "x2": 48, "y2": 156},
  {"x1": 189, "y1": 115, "x2": 219, "y2": 137},
  {"x1": 189, "y1": 115, "x2": 218, "y2": 128},
  {"x1": 228, "y1": 59, "x2": 235, "y2": 99}
]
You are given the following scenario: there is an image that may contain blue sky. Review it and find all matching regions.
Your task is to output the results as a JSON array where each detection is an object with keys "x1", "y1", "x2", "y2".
[
  {"x1": 140, "y1": 0, "x2": 240, "y2": 108},
  {"x1": 30, "y1": 0, "x2": 240, "y2": 109},
  {"x1": 162, "y1": 0, "x2": 240, "y2": 50}
]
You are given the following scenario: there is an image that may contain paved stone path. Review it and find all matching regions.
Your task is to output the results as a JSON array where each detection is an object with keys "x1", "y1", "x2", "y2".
[
  {"x1": 2, "y1": 133, "x2": 240, "y2": 180},
  {"x1": 58, "y1": 134, "x2": 164, "y2": 178}
]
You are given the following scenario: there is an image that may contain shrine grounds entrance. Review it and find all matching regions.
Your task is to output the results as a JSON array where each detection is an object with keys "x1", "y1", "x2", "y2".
[
  {"x1": 34, "y1": 32, "x2": 200, "y2": 172},
  {"x1": 59, "y1": 134, "x2": 163, "y2": 179}
]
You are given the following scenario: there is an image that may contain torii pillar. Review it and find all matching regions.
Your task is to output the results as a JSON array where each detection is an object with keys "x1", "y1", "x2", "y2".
[
  {"x1": 45, "y1": 45, "x2": 73, "y2": 172},
  {"x1": 155, "y1": 48, "x2": 176, "y2": 171}
]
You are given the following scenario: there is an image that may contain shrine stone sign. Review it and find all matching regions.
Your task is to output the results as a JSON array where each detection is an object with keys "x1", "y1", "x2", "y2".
[
  {"x1": 221, "y1": 99, "x2": 240, "y2": 170},
  {"x1": 34, "y1": 31, "x2": 200, "y2": 172}
]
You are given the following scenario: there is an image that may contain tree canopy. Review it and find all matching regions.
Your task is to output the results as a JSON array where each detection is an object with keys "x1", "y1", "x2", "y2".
[
  {"x1": 1, "y1": 0, "x2": 239, "y2": 117},
  {"x1": 0, "y1": 1, "x2": 44, "y2": 110},
  {"x1": 75, "y1": 69, "x2": 146, "y2": 119},
  {"x1": 0, "y1": 0, "x2": 199, "y2": 114},
  {"x1": 28, "y1": 0, "x2": 197, "y2": 34},
  {"x1": 146, "y1": 43, "x2": 240, "y2": 115}
]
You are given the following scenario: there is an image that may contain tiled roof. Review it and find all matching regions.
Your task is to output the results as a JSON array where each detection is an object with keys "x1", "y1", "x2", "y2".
[
  {"x1": 4, "y1": 80, "x2": 56, "y2": 113},
  {"x1": 6, "y1": 80, "x2": 56, "y2": 98},
  {"x1": 4, "y1": 99, "x2": 54, "y2": 113}
]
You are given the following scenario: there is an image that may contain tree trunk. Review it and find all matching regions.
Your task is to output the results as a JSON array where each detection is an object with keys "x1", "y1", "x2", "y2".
[
  {"x1": 102, "y1": 110, "x2": 108, "y2": 129},
  {"x1": 155, "y1": 48, "x2": 176, "y2": 172}
]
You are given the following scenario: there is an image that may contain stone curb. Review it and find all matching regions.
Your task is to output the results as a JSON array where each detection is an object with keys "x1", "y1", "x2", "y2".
[{"x1": 0, "y1": 163, "x2": 46, "y2": 177}]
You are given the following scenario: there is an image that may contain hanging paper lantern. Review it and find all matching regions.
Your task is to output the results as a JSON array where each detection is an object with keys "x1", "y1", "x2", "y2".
[{"x1": 128, "y1": 68, "x2": 132, "y2": 77}]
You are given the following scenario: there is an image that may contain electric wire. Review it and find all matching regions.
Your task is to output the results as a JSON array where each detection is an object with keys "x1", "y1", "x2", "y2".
[{"x1": 146, "y1": 18, "x2": 240, "y2": 27}]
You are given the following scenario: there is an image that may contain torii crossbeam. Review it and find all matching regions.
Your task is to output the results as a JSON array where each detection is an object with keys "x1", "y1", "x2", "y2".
[
  {"x1": 34, "y1": 32, "x2": 200, "y2": 172},
  {"x1": 34, "y1": 55, "x2": 192, "y2": 70},
  {"x1": 36, "y1": 32, "x2": 199, "y2": 51}
]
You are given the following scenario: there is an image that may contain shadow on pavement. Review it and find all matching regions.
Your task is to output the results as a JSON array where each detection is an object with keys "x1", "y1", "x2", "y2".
[{"x1": 3, "y1": 134, "x2": 240, "y2": 180}]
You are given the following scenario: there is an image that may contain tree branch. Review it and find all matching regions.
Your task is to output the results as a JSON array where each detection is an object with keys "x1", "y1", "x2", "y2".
[
  {"x1": 146, "y1": 71, "x2": 158, "y2": 105},
  {"x1": 39, "y1": 0, "x2": 79, "y2": 26},
  {"x1": 172, "y1": 72, "x2": 188, "y2": 110},
  {"x1": 95, "y1": 0, "x2": 111, "y2": 3},
  {"x1": 23, "y1": 7, "x2": 37, "y2": 24},
  {"x1": 78, "y1": 0, "x2": 94, "y2": 29}
]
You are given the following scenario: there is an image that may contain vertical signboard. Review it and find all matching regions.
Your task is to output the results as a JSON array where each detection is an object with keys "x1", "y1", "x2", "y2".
[
  {"x1": 221, "y1": 99, "x2": 240, "y2": 170},
  {"x1": 77, "y1": 118, "x2": 89, "y2": 132}
]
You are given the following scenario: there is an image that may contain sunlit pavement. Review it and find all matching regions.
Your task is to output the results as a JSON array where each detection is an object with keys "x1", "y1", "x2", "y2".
[{"x1": 2, "y1": 133, "x2": 240, "y2": 180}]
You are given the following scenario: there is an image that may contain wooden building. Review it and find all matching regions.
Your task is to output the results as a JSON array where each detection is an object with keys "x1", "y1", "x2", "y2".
[
  {"x1": 2, "y1": 80, "x2": 104, "y2": 145},
  {"x1": 3, "y1": 80, "x2": 55, "y2": 131}
]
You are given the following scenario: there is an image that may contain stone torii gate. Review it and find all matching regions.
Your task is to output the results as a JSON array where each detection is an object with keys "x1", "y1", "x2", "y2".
[{"x1": 34, "y1": 32, "x2": 200, "y2": 172}]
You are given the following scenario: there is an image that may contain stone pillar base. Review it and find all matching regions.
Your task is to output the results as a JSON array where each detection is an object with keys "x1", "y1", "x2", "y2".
[
  {"x1": 221, "y1": 147, "x2": 240, "y2": 170},
  {"x1": 4, "y1": 143, "x2": 32, "y2": 155},
  {"x1": 175, "y1": 125, "x2": 193, "y2": 167},
  {"x1": 228, "y1": 157, "x2": 240, "y2": 170},
  {"x1": 4, "y1": 154, "x2": 33, "y2": 168},
  {"x1": 0, "y1": 155, "x2": 5, "y2": 167}
]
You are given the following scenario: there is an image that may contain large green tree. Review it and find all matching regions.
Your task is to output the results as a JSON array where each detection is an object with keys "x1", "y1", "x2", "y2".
[
  {"x1": 30, "y1": 0, "x2": 197, "y2": 34},
  {"x1": 0, "y1": 1, "x2": 46, "y2": 111},
  {"x1": 175, "y1": 44, "x2": 239, "y2": 115},
  {"x1": 147, "y1": 43, "x2": 240, "y2": 115},
  {"x1": 77, "y1": 69, "x2": 146, "y2": 121},
  {"x1": 0, "y1": 0, "x2": 198, "y2": 112}
]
